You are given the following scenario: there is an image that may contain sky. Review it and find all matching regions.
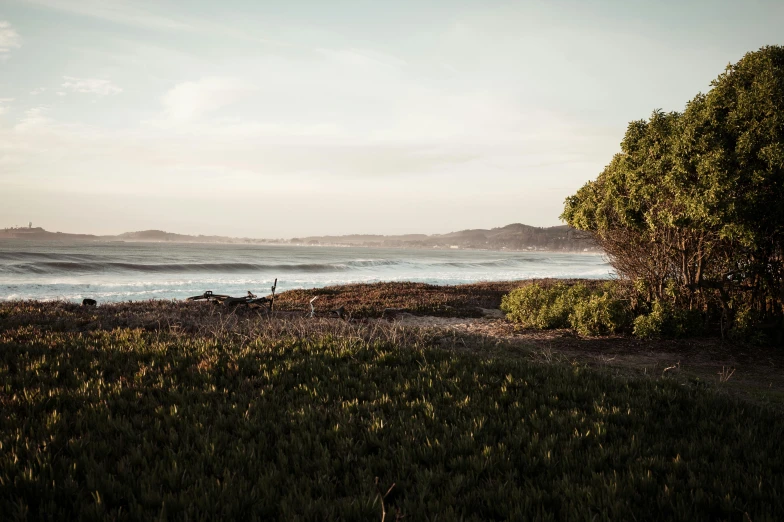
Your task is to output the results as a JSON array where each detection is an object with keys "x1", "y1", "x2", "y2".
[{"x1": 0, "y1": 0, "x2": 782, "y2": 238}]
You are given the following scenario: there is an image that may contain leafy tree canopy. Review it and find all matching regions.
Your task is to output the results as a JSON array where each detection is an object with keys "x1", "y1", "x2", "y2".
[{"x1": 562, "y1": 46, "x2": 784, "y2": 337}]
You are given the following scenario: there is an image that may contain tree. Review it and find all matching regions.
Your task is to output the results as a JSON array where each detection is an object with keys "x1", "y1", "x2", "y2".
[{"x1": 562, "y1": 46, "x2": 784, "y2": 336}]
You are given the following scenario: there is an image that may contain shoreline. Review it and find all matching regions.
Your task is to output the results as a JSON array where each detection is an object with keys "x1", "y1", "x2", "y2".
[
  {"x1": 0, "y1": 236, "x2": 601, "y2": 254},
  {"x1": 2, "y1": 279, "x2": 782, "y2": 406},
  {"x1": 2, "y1": 278, "x2": 615, "y2": 306}
]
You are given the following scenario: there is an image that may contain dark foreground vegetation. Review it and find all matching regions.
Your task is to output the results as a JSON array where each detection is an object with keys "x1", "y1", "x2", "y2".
[
  {"x1": 2, "y1": 299, "x2": 783, "y2": 521},
  {"x1": 562, "y1": 46, "x2": 784, "y2": 344}
]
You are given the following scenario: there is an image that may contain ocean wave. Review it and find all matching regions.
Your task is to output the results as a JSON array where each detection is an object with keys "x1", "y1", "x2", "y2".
[
  {"x1": 0, "y1": 251, "x2": 101, "y2": 262},
  {"x1": 341, "y1": 259, "x2": 403, "y2": 268},
  {"x1": 0, "y1": 259, "x2": 410, "y2": 275},
  {"x1": 0, "y1": 244, "x2": 614, "y2": 302},
  {"x1": 430, "y1": 259, "x2": 539, "y2": 268}
]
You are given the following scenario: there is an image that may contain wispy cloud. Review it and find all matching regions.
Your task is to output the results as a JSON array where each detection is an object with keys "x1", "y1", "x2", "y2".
[
  {"x1": 160, "y1": 77, "x2": 252, "y2": 122},
  {"x1": 316, "y1": 48, "x2": 407, "y2": 70},
  {"x1": 30, "y1": 87, "x2": 46, "y2": 96},
  {"x1": 13, "y1": 106, "x2": 52, "y2": 131},
  {"x1": 0, "y1": 98, "x2": 14, "y2": 115},
  {"x1": 0, "y1": 21, "x2": 21, "y2": 57},
  {"x1": 21, "y1": 0, "x2": 191, "y2": 31},
  {"x1": 61, "y1": 76, "x2": 122, "y2": 96}
]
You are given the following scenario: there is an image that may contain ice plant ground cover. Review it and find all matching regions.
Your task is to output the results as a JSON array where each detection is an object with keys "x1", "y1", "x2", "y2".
[{"x1": 1, "y1": 298, "x2": 782, "y2": 521}]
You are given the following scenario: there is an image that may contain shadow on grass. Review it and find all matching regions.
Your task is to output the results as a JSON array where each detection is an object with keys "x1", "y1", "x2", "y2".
[{"x1": 2, "y1": 325, "x2": 783, "y2": 520}]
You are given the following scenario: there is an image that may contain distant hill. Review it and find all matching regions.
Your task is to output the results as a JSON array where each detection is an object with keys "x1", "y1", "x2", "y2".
[
  {"x1": 0, "y1": 227, "x2": 99, "y2": 241},
  {"x1": 1, "y1": 224, "x2": 597, "y2": 252},
  {"x1": 0, "y1": 227, "x2": 278, "y2": 245},
  {"x1": 291, "y1": 224, "x2": 597, "y2": 251},
  {"x1": 114, "y1": 230, "x2": 259, "y2": 243}
]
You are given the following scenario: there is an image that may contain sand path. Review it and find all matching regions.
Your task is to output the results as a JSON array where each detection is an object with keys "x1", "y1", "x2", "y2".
[{"x1": 388, "y1": 310, "x2": 784, "y2": 406}]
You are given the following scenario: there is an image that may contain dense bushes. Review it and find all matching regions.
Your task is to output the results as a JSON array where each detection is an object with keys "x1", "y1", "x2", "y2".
[
  {"x1": 570, "y1": 291, "x2": 631, "y2": 336},
  {"x1": 632, "y1": 301, "x2": 705, "y2": 339},
  {"x1": 500, "y1": 282, "x2": 587, "y2": 329},
  {"x1": 501, "y1": 283, "x2": 710, "y2": 338},
  {"x1": 501, "y1": 282, "x2": 631, "y2": 335},
  {"x1": 561, "y1": 46, "x2": 784, "y2": 340}
]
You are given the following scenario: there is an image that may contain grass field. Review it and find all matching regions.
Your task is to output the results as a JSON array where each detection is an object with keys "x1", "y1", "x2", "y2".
[{"x1": 1, "y1": 296, "x2": 783, "y2": 521}]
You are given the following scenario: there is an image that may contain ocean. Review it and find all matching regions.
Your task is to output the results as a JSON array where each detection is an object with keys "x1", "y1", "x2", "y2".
[{"x1": 0, "y1": 240, "x2": 614, "y2": 302}]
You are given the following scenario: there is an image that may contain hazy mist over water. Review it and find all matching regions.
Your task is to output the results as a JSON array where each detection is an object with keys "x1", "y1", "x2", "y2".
[{"x1": 0, "y1": 241, "x2": 613, "y2": 302}]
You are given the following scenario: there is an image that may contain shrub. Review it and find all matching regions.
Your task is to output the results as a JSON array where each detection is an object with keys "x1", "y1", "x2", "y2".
[
  {"x1": 501, "y1": 283, "x2": 557, "y2": 328},
  {"x1": 502, "y1": 282, "x2": 630, "y2": 335},
  {"x1": 569, "y1": 291, "x2": 631, "y2": 336},
  {"x1": 729, "y1": 303, "x2": 770, "y2": 345},
  {"x1": 501, "y1": 283, "x2": 589, "y2": 329},
  {"x1": 632, "y1": 303, "x2": 666, "y2": 339},
  {"x1": 633, "y1": 300, "x2": 704, "y2": 339}
]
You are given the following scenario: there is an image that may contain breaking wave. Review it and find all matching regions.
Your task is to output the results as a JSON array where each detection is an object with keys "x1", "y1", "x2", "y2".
[
  {"x1": 4, "y1": 261, "x2": 359, "y2": 275},
  {"x1": 0, "y1": 243, "x2": 613, "y2": 302},
  {"x1": 0, "y1": 256, "x2": 584, "y2": 275}
]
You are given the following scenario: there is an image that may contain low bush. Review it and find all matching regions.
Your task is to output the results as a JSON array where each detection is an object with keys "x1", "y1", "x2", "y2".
[
  {"x1": 570, "y1": 291, "x2": 631, "y2": 336},
  {"x1": 501, "y1": 284, "x2": 717, "y2": 339},
  {"x1": 727, "y1": 302, "x2": 776, "y2": 345},
  {"x1": 633, "y1": 301, "x2": 705, "y2": 339},
  {"x1": 500, "y1": 283, "x2": 589, "y2": 329},
  {"x1": 632, "y1": 304, "x2": 666, "y2": 339},
  {"x1": 502, "y1": 282, "x2": 630, "y2": 335}
]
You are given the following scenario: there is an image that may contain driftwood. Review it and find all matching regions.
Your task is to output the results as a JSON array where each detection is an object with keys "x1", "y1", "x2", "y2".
[
  {"x1": 186, "y1": 290, "x2": 271, "y2": 309},
  {"x1": 186, "y1": 290, "x2": 230, "y2": 302},
  {"x1": 186, "y1": 281, "x2": 346, "y2": 319}
]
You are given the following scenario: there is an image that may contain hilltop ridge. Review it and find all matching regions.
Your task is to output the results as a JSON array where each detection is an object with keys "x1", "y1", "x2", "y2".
[
  {"x1": 0, "y1": 223, "x2": 596, "y2": 252},
  {"x1": 292, "y1": 224, "x2": 595, "y2": 251}
]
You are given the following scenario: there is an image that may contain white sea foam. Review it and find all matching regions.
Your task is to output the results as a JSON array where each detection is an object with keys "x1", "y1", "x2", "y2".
[{"x1": 0, "y1": 241, "x2": 614, "y2": 302}]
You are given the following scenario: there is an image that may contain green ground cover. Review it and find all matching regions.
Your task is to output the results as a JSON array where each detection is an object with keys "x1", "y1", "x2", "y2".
[{"x1": 1, "y1": 304, "x2": 783, "y2": 521}]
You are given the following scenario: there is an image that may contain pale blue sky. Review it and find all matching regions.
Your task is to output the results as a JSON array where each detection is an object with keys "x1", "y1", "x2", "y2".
[{"x1": 0, "y1": 0, "x2": 782, "y2": 236}]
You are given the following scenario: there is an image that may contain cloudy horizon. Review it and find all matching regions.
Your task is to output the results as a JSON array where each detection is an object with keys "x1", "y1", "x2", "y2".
[{"x1": 1, "y1": 0, "x2": 782, "y2": 237}]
